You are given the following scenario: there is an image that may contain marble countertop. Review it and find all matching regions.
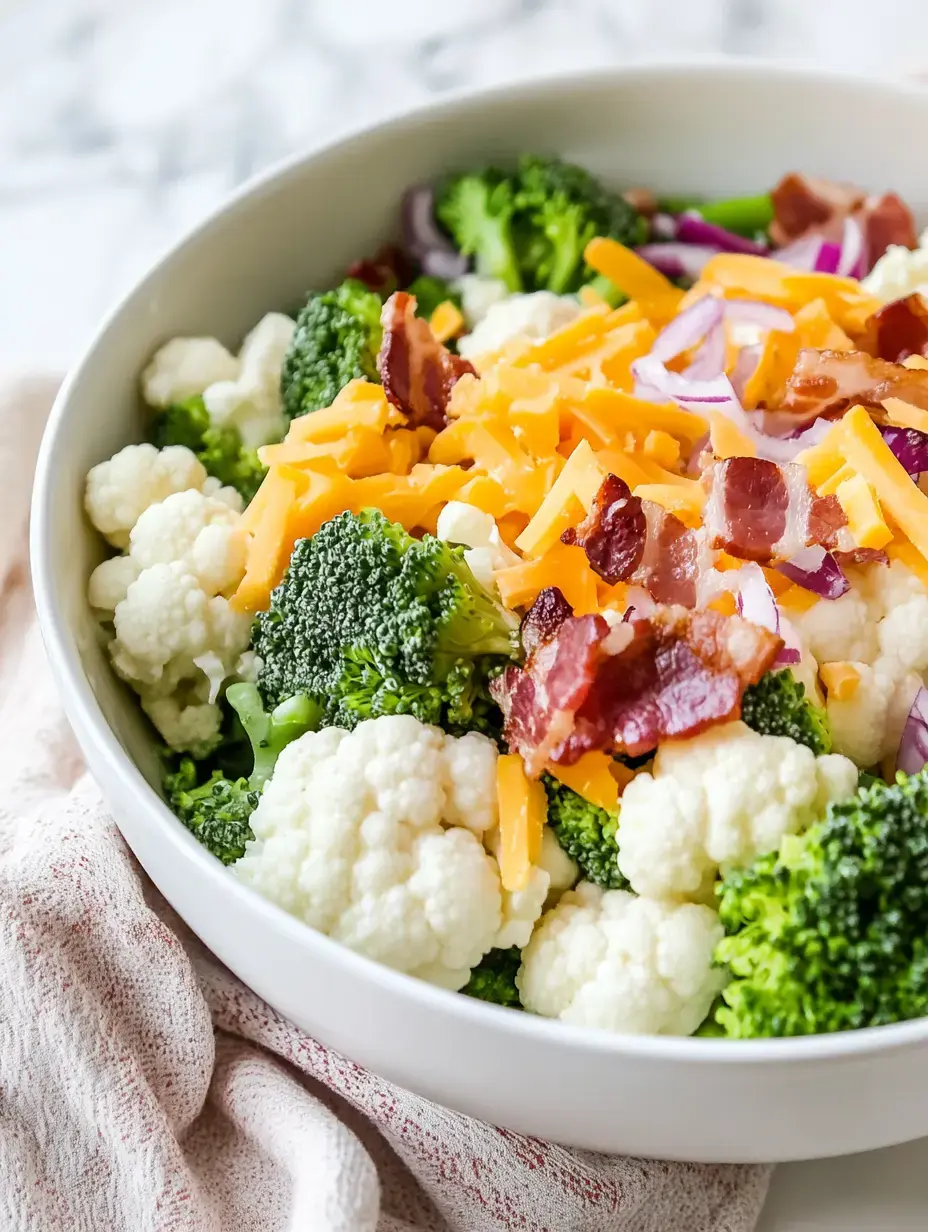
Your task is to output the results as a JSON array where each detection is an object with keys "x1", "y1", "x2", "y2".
[{"x1": 1, "y1": 0, "x2": 927, "y2": 369}]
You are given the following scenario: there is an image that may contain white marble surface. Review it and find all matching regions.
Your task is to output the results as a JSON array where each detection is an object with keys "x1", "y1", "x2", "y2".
[
  {"x1": 5, "y1": 0, "x2": 928, "y2": 1225},
  {"x1": 2, "y1": 0, "x2": 928, "y2": 369}
]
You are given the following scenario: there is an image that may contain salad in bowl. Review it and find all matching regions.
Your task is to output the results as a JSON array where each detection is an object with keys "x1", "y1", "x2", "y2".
[{"x1": 82, "y1": 152, "x2": 928, "y2": 1042}]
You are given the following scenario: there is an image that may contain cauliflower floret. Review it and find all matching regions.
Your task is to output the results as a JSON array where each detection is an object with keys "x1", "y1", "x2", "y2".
[
  {"x1": 202, "y1": 312, "x2": 295, "y2": 449},
  {"x1": 457, "y1": 292, "x2": 583, "y2": 361},
  {"x1": 87, "y1": 554, "x2": 141, "y2": 612},
  {"x1": 792, "y1": 587, "x2": 878, "y2": 666},
  {"x1": 517, "y1": 882, "x2": 725, "y2": 1035},
  {"x1": 85, "y1": 444, "x2": 207, "y2": 549},
  {"x1": 141, "y1": 337, "x2": 240, "y2": 408},
  {"x1": 201, "y1": 476, "x2": 244, "y2": 511},
  {"x1": 129, "y1": 489, "x2": 246, "y2": 595},
  {"x1": 441, "y1": 730, "x2": 499, "y2": 835},
  {"x1": 436, "y1": 501, "x2": 521, "y2": 594},
  {"x1": 877, "y1": 593, "x2": 928, "y2": 674},
  {"x1": 827, "y1": 661, "x2": 920, "y2": 768},
  {"x1": 862, "y1": 229, "x2": 928, "y2": 302},
  {"x1": 454, "y1": 274, "x2": 511, "y2": 327},
  {"x1": 235, "y1": 716, "x2": 509, "y2": 990},
  {"x1": 539, "y1": 826, "x2": 579, "y2": 902},
  {"x1": 141, "y1": 691, "x2": 222, "y2": 758},
  {"x1": 617, "y1": 722, "x2": 858, "y2": 900}
]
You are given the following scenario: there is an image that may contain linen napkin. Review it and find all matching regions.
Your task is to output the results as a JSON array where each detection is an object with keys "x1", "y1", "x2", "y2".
[{"x1": 0, "y1": 374, "x2": 772, "y2": 1232}]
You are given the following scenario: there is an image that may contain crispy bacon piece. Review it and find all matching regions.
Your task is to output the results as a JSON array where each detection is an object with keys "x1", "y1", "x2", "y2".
[
  {"x1": 703, "y1": 457, "x2": 845, "y2": 564},
  {"x1": 833, "y1": 547, "x2": 889, "y2": 569},
  {"x1": 378, "y1": 291, "x2": 476, "y2": 431},
  {"x1": 491, "y1": 590, "x2": 612, "y2": 776},
  {"x1": 561, "y1": 474, "x2": 647, "y2": 584},
  {"x1": 863, "y1": 293, "x2": 928, "y2": 364},
  {"x1": 771, "y1": 174, "x2": 865, "y2": 246},
  {"x1": 770, "y1": 174, "x2": 916, "y2": 265},
  {"x1": 561, "y1": 475, "x2": 698, "y2": 606},
  {"x1": 777, "y1": 348, "x2": 928, "y2": 424},
  {"x1": 494, "y1": 602, "x2": 781, "y2": 770},
  {"x1": 347, "y1": 244, "x2": 413, "y2": 297}
]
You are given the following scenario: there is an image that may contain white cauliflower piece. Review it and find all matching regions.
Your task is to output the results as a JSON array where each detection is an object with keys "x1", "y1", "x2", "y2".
[
  {"x1": 617, "y1": 722, "x2": 858, "y2": 900},
  {"x1": 141, "y1": 691, "x2": 222, "y2": 757},
  {"x1": 141, "y1": 337, "x2": 239, "y2": 408},
  {"x1": 457, "y1": 292, "x2": 583, "y2": 361},
  {"x1": 877, "y1": 593, "x2": 928, "y2": 674},
  {"x1": 87, "y1": 554, "x2": 141, "y2": 612},
  {"x1": 792, "y1": 587, "x2": 878, "y2": 666},
  {"x1": 436, "y1": 501, "x2": 521, "y2": 594},
  {"x1": 202, "y1": 312, "x2": 295, "y2": 449},
  {"x1": 862, "y1": 229, "x2": 928, "y2": 302},
  {"x1": 440, "y1": 730, "x2": 499, "y2": 835},
  {"x1": 85, "y1": 444, "x2": 207, "y2": 548},
  {"x1": 454, "y1": 274, "x2": 511, "y2": 327},
  {"x1": 539, "y1": 827, "x2": 579, "y2": 902},
  {"x1": 129, "y1": 488, "x2": 246, "y2": 595},
  {"x1": 517, "y1": 882, "x2": 725, "y2": 1035},
  {"x1": 826, "y1": 661, "x2": 920, "y2": 768},
  {"x1": 235, "y1": 717, "x2": 508, "y2": 990}
]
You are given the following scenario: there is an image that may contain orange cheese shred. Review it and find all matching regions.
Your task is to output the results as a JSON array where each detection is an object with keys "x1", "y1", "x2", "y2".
[
  {"x1": 544, "y1": 751, "x2": 620, "y2": 813},
  {"x1": 496, "y1": 754, "x2": 547, "y2": 893}
]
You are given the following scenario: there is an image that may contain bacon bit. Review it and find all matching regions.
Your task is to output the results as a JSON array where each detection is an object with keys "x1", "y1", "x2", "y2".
[
  {"x1": 770, "y1": 174, "x2": 916, "y2": 264},
  {"x1": 491, "y1": 596, "x2": 613, "y2": 776},
  {"x1": 770, "y1": 174, "x2": 865, "y2": 246},
  {"x1": 520, "y1": 586, "x2": 573, "y2": 654},
  {"x1": 561, "y1": 474, "x2": 647, "y2": 584},
  {"x1": 560, "y1": 474, "x2": 698, "y2": 606},
  {"x1": 494, "y1": 602, "x2": 781, "y2": 770},
  {"x1": 346, "y1": 244, "x2": 413, "y2": 296},
  {"x1": 778, "y1": 348, "x2": 928, "y2": 424},
  {"x1": 863, "y1": 293, "x2": 928, "y2": 364},
  {"x1": 863, "y1": 194, "x2": 918, "y2": 265},
  {"x1": 623, "y1": 187, "x2": 658, "y2": 216},
  {"x1": 703, "y1": 457, "x2": 845, "y2": 564},
  {"x1": 378, "y1": 291, "x2": 477, "y2": 431},
  {"x1": 833, "y1": 546, "x2": 889, "y2": 568}
]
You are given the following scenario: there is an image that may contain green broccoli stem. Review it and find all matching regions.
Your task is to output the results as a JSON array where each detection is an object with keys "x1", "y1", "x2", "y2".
[
  {"x1": 657, "y1": 193, "x2": 775, "y2": 237},
  {"x1": 226, "y1": 682, "x2": 322, "y2": 788}
]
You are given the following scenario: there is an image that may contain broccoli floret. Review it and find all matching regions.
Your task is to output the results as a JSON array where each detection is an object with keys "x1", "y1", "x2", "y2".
[
  {"x1": 163, "y1": 684, "x2": 320, "y2": 863},
  {"x1": 711, "y1": 770, "x2": 928, "y2": 1037},
  {"x1": 165, "y1": 759, "x2": 259, "y2": 865},
  {"x1": 406, "y1": 275, "x2": 461, "y2": 321},
  {"x1": 513, "y1": 155, "x2": 648, "y2": 294},
  {"x1": 543, "y1": 774, "x2": 628, "y2": 890},
  {"x1": 462, "y1": 947, "x2": 522, "y2": 1008},
  {"x1": 151, "y1": 395, "x2": 266, "y2": 505},
  {"x1": 740, "y1": 669, "x2": 832, "y2": 755},
  {"x1": 435, "y1": 169, "x2": 524, "y2": 293},
  {"x1": 280, "y1": 279, "x2": 383, "y2": 421},
  {"x1": 253, "y1": 509, "x2": 519, "y2": 734}
]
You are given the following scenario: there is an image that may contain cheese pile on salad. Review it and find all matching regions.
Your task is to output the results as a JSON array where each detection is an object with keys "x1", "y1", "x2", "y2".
[{"x1": 84, "y1": 159, "x2": 928, "y2": 1038}]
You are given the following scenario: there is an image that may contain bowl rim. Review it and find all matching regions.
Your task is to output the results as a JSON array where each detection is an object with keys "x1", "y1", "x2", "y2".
[{"x1": 31, "y1": 57, "x2": 928, "y2": 1066}]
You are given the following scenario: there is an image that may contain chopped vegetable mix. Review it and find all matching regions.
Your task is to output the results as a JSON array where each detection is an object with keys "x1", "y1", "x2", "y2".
[{"x1": 85, "y1": 154, "x2": 928, "y2": 1039}]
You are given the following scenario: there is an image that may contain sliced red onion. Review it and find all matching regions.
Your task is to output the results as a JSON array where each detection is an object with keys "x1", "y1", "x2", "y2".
[
  {"x1": 813, "y1": 241, "x2": 841, "y2": 275},
  {"x1": 630, "y1": 357, "x2": 826, "y2": 463},
  {"x1": 677, "y1": 211, "x2": 769, "y2": 256},
  {"x1": 730, "y1": 343, "x2": 762, "y2": 401},
  {"x1": 724, "y1": 300, "x2": 796, "y2": 335},
  {"x1": 635, "y1": 242, "x2": 721, "y2": 281},
  {"x1": 898, "y1": 687, "x2": 928, "y2": 775},
  {"x1": 684, "y1": 321, "x2": 727, "y2": 379},
  {"x1": 776, "y1": 545, "x2": 850, "y2": 600},
  {"x1": 401, "y1": 185, "x2": 468, "y2": 278},
  {"x1": 773, "y1": 234, "x2": 823, "y2": 272},
  {"x1": 837, "y1": 216, "x2": 865, "y2": 279},
  {"x1": 878, "y1": 424, "x2": 928, "y2": 476},
  {"x1": 775, "y1": 615, "x2": 803, "y2": 667},
  {"x1": 686, "y1": 432, "x2": 710, "y2": 476},
  {"x1": 736, "y1": 563, "x2": 779, "y2": 632},
  {"x1": 650, "y1": 295, "x2": 725, "y2": 364}
]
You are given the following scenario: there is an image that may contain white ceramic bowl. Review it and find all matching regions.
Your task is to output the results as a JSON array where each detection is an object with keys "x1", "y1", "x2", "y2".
[{"x1": 31, "y1": 62, "x2": 928, "y2": 1164}]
